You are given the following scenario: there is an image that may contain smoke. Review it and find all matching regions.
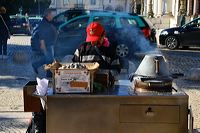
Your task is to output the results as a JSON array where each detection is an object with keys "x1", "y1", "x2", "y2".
[
  {"x1": 55, "y1": 18, "x2": 161, "y2": 76},
  {"x1": 113, "y1": 25, "x2": 157, "y2": 55},
  {"x1": 107, "y1": 24, "x2": 160, "y2": 75}
]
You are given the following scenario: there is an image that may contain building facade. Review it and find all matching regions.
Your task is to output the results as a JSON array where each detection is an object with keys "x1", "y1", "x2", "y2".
[
  {"x1": 50, "y1": 0, "x2": 192, "y2": 17},
  {"x1": 50, "y1": 0, "x2": 200, "y2": 28},
  {"x1": 50, "y1": 0, "x2": 132, "y2": 14},
  {"x1": 130, "y1": 0, "x2": 197, "y2": 17}
]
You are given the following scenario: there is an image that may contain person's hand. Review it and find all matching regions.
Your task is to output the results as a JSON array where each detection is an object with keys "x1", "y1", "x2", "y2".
[{"x1": 129, "y1": 73, "x2": 135, "y2": 82}]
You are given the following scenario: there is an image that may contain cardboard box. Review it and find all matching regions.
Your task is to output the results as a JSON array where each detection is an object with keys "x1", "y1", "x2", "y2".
[{"x1": 54, "y1": 69, "x2": 92, "y2": 93}]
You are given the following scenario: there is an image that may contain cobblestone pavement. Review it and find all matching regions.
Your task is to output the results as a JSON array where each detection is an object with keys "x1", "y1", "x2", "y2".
[
  {"x1": 0, "y1": 112, "x2": 31, "y2": 133},
  {"x1": 0, "y1": 35, "x2": 33, "y2": 132},
  {"x1": 162, "y1": 49, "x2": 200, "y2": 129},
  {"x1": 0, "y1": 36, "x2": 200, "y2": 132}
]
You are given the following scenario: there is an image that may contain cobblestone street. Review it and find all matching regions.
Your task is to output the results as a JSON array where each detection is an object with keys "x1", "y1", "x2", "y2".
[
  {"x1": 0, "y1": 36, "x2": 33, "y2": 133},
  {"x1": 0, "y1": 36, "x2": 200, "y2": 132},
  {"x1": 162, "y1": 50, "x2": 200, "y2": 130}
]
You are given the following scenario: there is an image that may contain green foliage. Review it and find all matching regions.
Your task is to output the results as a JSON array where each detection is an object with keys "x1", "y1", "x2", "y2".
[{"x1": 0, "y1": 0, "x2": 51, "y2": 15}]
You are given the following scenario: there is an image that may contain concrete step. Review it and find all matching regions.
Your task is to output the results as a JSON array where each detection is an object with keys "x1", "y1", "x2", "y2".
[
  {"x1": 0, "y1": 112, "x2": 31, "y2": 133},
  {"x1": 0, "y1": 106, "x2": 24, "y2": 112},
  {"x1": 0, "y1": 112, "x2": 32, "y2": 119}
]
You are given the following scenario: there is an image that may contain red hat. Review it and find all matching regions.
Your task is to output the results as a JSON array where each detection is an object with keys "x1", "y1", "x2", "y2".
[{"x1": 86, "y1": 22, "x2": 105, "y2": 42}]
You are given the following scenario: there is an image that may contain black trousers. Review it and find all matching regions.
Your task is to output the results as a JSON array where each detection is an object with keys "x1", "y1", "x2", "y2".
[
  {"x1": 26, "y1": 110, "x2": 46, "y2": 133},
  {"x1": 0, "y1": 37, "x2": 8, "y2": 55}
]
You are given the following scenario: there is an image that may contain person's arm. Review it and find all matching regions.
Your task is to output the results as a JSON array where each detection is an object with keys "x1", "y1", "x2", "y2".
[
  {"x1": 38, "y1": 25, "x2": 47, "y2": 54},
  {"x1": 72, "y1": 49, "x2": 80, "y2": 62},
  {"x1": 72, "y1": 43, "x2": 85, "y2": 62},
  {"x1": 107, "y1": 46, "x2": 121, "y2": 73},
  {"x1": 40, "y1": 40, "x2": 47, "y2": 54}
]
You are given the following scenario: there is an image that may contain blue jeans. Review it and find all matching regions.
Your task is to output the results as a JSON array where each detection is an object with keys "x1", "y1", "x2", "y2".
[{"x1": 32, "y1": 46, "x2": 54, "y2": 77}]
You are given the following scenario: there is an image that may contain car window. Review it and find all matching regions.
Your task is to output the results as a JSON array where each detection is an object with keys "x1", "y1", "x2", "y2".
[
  {"x1": 55, "y1": 14, "x2": 68, "y2": 23},
  {"x1": 54, "y1": 11, "x2": 86, "y2": 24},
  {"x1": 189, "y1": 19, "x2": 200, "y2": 27},
  {"x1": 93, "y1": 16, "x2": 116, "y2": 28},
  {"x1": 29, "y1": 18, "x2": 40, "y2": 23},
  {"x1": 120, "y1": 17, "x2": 138, "y2": 26},
  {"x1": 11, "y1": 17, "x2": 27, "y2": 24},
  {"x1": 120, "y1": 16, "x2": 146, "y2": 28},
  {"x1": 61, "y1": 17, "x2": 89, "y2": 32},
  {"x1": 67, "y1": 12, "x2": 85, "y2": 20}
]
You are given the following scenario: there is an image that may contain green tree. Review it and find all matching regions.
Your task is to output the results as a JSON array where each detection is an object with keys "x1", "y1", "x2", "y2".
[{"x1": 0, "y1": 0, "x2": 51, "y2": 15}]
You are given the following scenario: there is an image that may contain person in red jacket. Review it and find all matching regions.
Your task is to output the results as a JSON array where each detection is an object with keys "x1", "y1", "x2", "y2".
[
  {"x1": 72, "y1": 22, "x2": 119, "y2": 70},
  {"x1": 73, "y1": 22, "x2": 120, "y2": 87}
]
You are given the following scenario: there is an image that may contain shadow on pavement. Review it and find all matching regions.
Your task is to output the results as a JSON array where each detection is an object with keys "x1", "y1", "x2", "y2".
[
  {"x1": 0, "y1": 44, "x2": 35, "y2": 89},
  {"x1": 0, "y1": 118, "x2": 29, "y2": 132}
]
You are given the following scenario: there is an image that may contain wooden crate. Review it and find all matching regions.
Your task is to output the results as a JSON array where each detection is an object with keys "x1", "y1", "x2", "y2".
[{"x1": 23, "y1": 81, "x2": 42, "y2": 112}]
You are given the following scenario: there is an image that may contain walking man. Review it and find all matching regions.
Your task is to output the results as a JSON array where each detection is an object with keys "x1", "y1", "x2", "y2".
[
  {"x1": 0, "y1": 6, "x2": 11, "y2": 58},
  {"x1": 32, "y1": 8, "x2": 57, "y2": 77}
]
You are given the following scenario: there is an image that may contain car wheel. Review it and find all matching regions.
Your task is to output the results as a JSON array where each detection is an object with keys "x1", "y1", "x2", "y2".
[
  {"x1": 116, "y1": 44, "x2": 129, "y2": 58},
  {"x1": 165, "y1": 36, "x2": 179, "y2": 50}
]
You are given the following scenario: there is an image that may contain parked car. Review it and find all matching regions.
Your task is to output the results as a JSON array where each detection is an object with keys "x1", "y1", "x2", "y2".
[
  {"x1": 52, "y1": 9, "x2": 155, "y2": 41},
  {"x1": 52, "y1": 9, "x2": 92, "y2": 28},
  {"x1": 142, "y1": 16, "x2": 157, "y2": 42},
  {"x1": 28, "y1": 16, "x2": 42, "y2": 33},
  {"x1": 55, "y1": 11, "x2": 154, "y2": 71},
  {"x1": 159, "y1": 17, "x2": 200, "y2": 49},
  {"x1": 10, "y1": 14, "x2": 31, "y2": 35}
]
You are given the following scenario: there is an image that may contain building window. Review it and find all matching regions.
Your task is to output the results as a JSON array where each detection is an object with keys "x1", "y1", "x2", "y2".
[
  {"x1": 77, "y1": 0, "x2": 83, "y2": 4},
  {"x1": 90, "y1": 0, "x2": 96, "y2": 5},
  {"x1": 109, "y1": 0, "x2": 111, "y2": 3},
  {"x1": 63, "y1": 0, "x2": 69, "y2": 5}
]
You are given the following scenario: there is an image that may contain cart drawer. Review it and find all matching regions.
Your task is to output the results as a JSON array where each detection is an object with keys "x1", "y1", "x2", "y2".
[{"x1": 119, "y1": 104, "x2": 180, "y2": 123}]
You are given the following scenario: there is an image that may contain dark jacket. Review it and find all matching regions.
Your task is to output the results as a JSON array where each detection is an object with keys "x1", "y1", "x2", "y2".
[
  {"x1": 0, "y1": 13, "x2": 11, "y2": 39},
  {"x1": 38, "y1": 17, "x2": 57, "y2": 47},
  {"x1": 72, "y1": 42, "x2": 120, "y2": 70}
]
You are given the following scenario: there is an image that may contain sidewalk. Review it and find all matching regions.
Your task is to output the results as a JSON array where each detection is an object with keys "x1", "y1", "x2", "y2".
[
  {"x1": 0, "y1": 112, "x2": 31, "y2": 133},
  {"x1": 0, "y1": 36, "x2": 33, "y2": 132}
]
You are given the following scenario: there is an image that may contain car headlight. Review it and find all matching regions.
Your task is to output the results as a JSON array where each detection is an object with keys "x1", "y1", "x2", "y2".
[
  {"x1": 160, "y1": 31, "x2": 168, "y2": 35},
  {"x1": 174, "y1": 31, "x2": 180, "y2": 34}
]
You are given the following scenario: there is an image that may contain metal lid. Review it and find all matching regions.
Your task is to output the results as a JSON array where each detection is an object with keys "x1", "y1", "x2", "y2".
[{"x1": 135, "y1": 54, "x2": 170, "y2": 77}]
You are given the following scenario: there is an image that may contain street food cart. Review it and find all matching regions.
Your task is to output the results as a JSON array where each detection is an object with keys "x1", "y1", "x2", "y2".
[{"x1": 23, "y1": 54, "x2": 194, "y2": 133}]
